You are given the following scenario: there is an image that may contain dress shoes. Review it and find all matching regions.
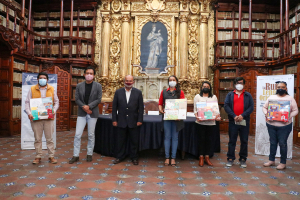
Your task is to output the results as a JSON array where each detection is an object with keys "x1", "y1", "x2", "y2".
[
  {"x1": 199, "y1": 155, "x2": 204, "y2": 167},
  {"x1": 87, "y1": 155, "x2": 92, "y2": 162},
  {"x1": 204, "y1": 156, "x2": 213, "y2": 166},
  {"x1": 32, "y1": 158, "x2": 41, "y2": 164},
  {"x1": 69, "y1": 156, "x2": 79, "y2": 164},
  {"x1": 49, "y1": 157, "x2": 58, "y2": 164},
  {"x1": 113, "y1": 158, "x2": 121, "y2": 164},
  {"x1": 132, "y1": 160, "x2": 139, "y2": 165}
]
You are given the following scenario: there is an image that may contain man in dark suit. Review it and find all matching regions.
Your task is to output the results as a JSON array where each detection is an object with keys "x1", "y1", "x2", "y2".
[
  {"x1": 69, "y1": 66, "x2": 102, "y2": 164},
  {"x1": 112, "y1": 75, "x2": 144, "y2": 165}
]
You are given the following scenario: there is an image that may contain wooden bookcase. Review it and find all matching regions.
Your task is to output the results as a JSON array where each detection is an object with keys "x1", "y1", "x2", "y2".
[{"x1": 216, "y1": 3, "x2": 281, "y2": 62}]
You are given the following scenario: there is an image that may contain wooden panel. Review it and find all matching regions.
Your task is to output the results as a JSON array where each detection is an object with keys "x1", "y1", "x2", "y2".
[
  {"x1": 12, "y1": 120, "x2": 21, "y2": 135},
  {"x1": 0, "y1": 101, "x2": 9, "y2": 120},
  {"x1": 0, "y1": 83, "x2": 9, "y2": 100}
]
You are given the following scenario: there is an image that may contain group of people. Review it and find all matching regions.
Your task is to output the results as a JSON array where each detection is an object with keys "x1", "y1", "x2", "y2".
[{"x1": 26, "y1": 66, "x2": 298, "y2": 170}]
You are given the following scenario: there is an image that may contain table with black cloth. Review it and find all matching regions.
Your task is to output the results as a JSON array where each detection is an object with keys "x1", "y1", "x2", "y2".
[{"x1": 94, "y1": 114, "x2": 220, "y2": 158}]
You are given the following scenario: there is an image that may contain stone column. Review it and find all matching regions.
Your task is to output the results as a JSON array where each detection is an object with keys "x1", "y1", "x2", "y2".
[
  {"x1": 120, "y1": 14, "x2": 130, "y2": 77},
  {"x1": 199, "y1": 14, "x2": 209, "y2": 80},
  {"x1": 179, "y1": 13, "x2": 188, "y2": 79},
  {"x1": 101, "y1": 14, "x2": 111, "y2": 77}
]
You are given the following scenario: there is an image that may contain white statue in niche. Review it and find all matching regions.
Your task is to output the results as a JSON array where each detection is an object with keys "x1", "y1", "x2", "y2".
[{"x1": 145, "y1": 24, "x2": 163, "y2": 68}]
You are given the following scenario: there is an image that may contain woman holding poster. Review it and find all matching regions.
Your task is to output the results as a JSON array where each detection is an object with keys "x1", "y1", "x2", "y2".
[
  {"x1": 194, "y1": 81, "x2": 221, "y2": 167},
  {"x1": 158, "y1": 75, "x2": 185, "y2": 167},
  {"x1": 262, "y1": 81, "x2": 298, "y2": 170}
]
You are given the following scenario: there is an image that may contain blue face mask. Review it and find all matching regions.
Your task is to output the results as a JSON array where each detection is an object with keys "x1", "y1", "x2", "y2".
[{"x1": 39, "y1": 79, "x2": 47, "y2": 86}]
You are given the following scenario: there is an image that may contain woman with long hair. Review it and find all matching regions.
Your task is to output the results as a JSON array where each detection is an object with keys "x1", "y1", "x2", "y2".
[
  {"x1": 194, "y1": 81, "x2": 221, "y2": 167},
  {"x1": 158, "y1": 75, "x2": 185, "y2": 166},
  {"x1": 263, "y1": 81, "x2": 298, "y2": 170}
]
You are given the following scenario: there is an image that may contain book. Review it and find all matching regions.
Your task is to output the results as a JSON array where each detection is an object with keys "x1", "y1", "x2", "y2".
[
  {"x1": 267, "y1": 100, "x2": 290, "y2": 122},
  {"x1": 30, "y1": 97, "x2": 54, "y2": 120},
  {"x1": 196, "y1": 101, "x2": 220, "y2": 120},
  {"x1": 164, "y1": 99, "x2": 187, "y2": 120}
]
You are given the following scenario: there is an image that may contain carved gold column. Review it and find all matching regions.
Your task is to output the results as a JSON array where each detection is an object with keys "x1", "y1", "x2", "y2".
[
  {"x1": 101, "y1": 14, "x2": 111, "y2": 77},
  {"x1": 179, "y1": 13, "x2": 188, "y2": 79},
  {"x1": 199, "y1": 14, "x2": 209, "y2": 80},
  {"x1": 120, "y1": 14, "x2": 130, "y2": 77}
]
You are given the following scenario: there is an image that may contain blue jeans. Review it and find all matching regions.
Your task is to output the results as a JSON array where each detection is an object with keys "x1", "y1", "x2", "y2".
[
  {"x1": 73, "y1": 115, "x2": 98, "y2": 157},
  {"x1": 266, "y1": 123, "x2": 292, "y2": 164},
  {"x1": 164, "y1": 121, "x2": 179, "y2": 159}
]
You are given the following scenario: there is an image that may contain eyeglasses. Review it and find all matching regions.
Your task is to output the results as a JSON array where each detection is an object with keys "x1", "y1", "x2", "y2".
[{"x1": 275, "y1": 81, "x2": 287, "y2": 85}]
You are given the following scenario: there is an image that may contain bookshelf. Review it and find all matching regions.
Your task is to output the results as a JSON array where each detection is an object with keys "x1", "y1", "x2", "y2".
[{"x1": 216, "y1": 3, "x2": 281, "y2": 62}]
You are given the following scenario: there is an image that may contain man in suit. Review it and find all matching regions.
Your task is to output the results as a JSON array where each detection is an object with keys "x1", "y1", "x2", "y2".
[
  {"x1": 69, "y1": 66, "x2": 102, "y2": 164},
  {"x1": 112, "y1": 75, "x2": 144, "y2": 165}
]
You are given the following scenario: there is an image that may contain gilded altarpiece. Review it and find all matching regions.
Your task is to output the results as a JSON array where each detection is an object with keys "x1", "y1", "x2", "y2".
[{"x1": 95, "y1": 0, "x2": 215, "y2": 101}]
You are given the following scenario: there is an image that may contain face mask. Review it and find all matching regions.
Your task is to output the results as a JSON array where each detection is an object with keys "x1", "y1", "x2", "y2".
[
  {"x1": 202, "y1": 88, "x2": 210, "y2": 94},
  {"x1": 276, "y1": 89, "x2": 286, "y2": 96},
  {"x1": 124, "y1": 82, "x2": 133, "y2": 88},
  {"x1": 235, "y1": 84, "x2": 244, "y2": 91},
  {"x1": 169, "y1": 81, "x2": 176, "y2": 88},
  {"x1": 85, "y1": 74, "x2": 94, "y2": 81},
  {"x1": 39, "y1": 79, "x2": 47, "y2": 86}
]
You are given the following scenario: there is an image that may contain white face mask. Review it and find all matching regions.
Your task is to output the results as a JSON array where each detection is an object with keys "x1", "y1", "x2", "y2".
[
  {"x1": 235, "y1": 84, "x2": 244, "y2": 91},
  {"x1": 169, "y1": 81, "x2": 177, "y2": 88}
]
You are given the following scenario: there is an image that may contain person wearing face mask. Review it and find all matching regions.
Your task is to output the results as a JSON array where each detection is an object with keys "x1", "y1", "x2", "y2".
[
  {"x1": 194, "y1": 81, "x2": 221, "y2": 167},
  {"x1": 69, "y1": 66, "x2": 102, "y2": 164},
  {"x1": 158, "y1": 75, "x2": 185, "y2": 166},
  {"x1": 112, "y1": 75, "x2": 144, "y2": 165},
  {"x1": 224, "y1": 77, "x2": 254, "y2": 168},
  {"x1": 25, "y1": 72, "x2": 60, "y2": 164},
  {"x1": 262, "y1": 81, "x2": 298, "y2": 170}
]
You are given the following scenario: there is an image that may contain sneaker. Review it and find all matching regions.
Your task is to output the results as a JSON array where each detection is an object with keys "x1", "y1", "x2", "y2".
[
  {"x1": 226, "y1": 159, "x2": 234, "y2": 167},
  {"x1": 69, "y1": 156, "x2": 79, "y2": 164},
  {"x1": 240, "y1": 159, "x2": 247, "y2": 168}
]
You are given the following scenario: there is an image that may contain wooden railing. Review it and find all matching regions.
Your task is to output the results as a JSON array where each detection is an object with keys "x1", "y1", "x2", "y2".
[{"x1": 215, "y1": 21, "x2": 300, "y2": 64}]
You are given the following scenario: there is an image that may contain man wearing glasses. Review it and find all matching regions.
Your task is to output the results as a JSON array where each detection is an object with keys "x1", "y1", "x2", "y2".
[{"x1": 224, "y1": 77, "x2": 254, "y2": 168}]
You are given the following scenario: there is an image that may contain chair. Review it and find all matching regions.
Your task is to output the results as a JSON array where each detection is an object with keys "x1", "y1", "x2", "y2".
[{"x1": 144, "y1": 101, "x2": 159, "y2": 114}]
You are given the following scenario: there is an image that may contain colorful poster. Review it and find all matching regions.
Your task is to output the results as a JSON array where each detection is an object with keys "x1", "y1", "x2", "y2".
[
  {"x1": 196, "y1": 101, "x2": 220, "y2": 120},
  {"x1": 267, "y1": 100, "x2": 290, "y2": 122},
  {"x1": 164, "y1": 99, "x2": 187, "y2": 120},
  {"x1": 30, "y1": 97, "x2": 54, "y2": 120},
  {"x1": 255, "y1": 74, "x2": 294, "y2": 158},
  {"x1": 21, "y1": 73, "x2": 57, "y2": 150}
]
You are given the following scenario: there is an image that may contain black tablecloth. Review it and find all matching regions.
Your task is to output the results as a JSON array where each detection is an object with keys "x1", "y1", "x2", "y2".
[{"x1": 94, "y1": 114, "x2": 220, "y2": 158}]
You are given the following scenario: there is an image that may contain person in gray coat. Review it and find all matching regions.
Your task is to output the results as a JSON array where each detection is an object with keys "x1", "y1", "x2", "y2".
[{"x1": 69, "y1": 66, "x2": 102, "y2": 164}]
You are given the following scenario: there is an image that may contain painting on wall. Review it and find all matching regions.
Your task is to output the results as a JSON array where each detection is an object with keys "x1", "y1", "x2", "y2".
[{"x1": 140, "y1": 21, "x2": 168, "y2": 74}]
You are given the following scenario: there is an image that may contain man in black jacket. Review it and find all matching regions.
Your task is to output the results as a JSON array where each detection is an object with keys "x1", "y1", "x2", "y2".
[
  {"x1": 224, "y1": 77, "x2": 254, "y2": 168},
  {"x1": 112, "y1": 75, "x2": 144, "y2": 165}
]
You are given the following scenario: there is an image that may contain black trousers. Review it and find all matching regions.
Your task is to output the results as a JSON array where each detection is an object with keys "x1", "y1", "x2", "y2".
[
  {"x1": 115, "y1": 126, "x2": 140, "y2": 160},
  {"x1": 227, "y1": 121, "x2": 249, "y2": 161},
  {"x1": 197, "y1": 124, "x2": 214, "y2": 156}
]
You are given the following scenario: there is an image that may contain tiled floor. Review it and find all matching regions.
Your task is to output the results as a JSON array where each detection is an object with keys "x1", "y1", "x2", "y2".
[{"x1": 0, "y1": 130, "x2": 300, "y2": 200}]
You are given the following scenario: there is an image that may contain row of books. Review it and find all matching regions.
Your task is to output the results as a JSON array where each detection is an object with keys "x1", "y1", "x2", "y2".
[
  {"x1": 64, "y1": 20, "x2": 93, "y2": 27},
  {"x1": 33, "y1": 20, "x2": 94, "y2": 27},
  {"x1": 219, "y1": 70, "x2": 236, "y2": 77},
  {"x1": 218, "y1": 12, "x2": 280, "y2": 20},
  {"x1": 217, "y1": 31, "x2": 265, "y2": 40},
  {"x1": 13, "y1": 61, "x2": 25, "y2": 70},
  {"x1": 0, "y1": 16, "x2": 20, "y2": 32},
  {"x1": 218, "y1": 20, "x2": 280, "y2": 30},
  {"x1": 219, "y1": 107, "x2": 228, "y2": 120},
  {"x1": 34, "y1": 31, "x2": 93, "y2": 39},
  {"x1": 33, "y1": 44, "x2": 91, "y2": 55},
  {"x1": 13, "y1": 87, "x2": 22, "y2": 98},
  {"x1": 72, "y1": 105, "x2": 78, "y2": 115},
  {"x1": 289, "y1": 3, "x2": 300, "y2": 15},
  {"x1": 219, "y1": 80, "x2": 234, "y2": 88},
  {"x1": 267, "y1": 33, "x2": 280, "y2": 42},
  {"x1": 12, "y1": 105, "x2": 22, "y2": 119},
  {"x1": 28, "y1": 64, "x2": 40, "y2": 73},
  {"x1": 34, "y1": 10, "x2": 94, "y2": 18},
  {"x1": 218, "y1": 45, "x2": 280, "y2": 58},
  {"x1": 287, "y1": 65, "x2": 298, "y2": 74},
  {"x1": 71, "y1": 78, "x2": 85, "y2": 85},
  {"x1": 272, "y1": 68, "x2": 284, "y2": 75},
  {"x1": 291, "y1": 30, "x2": 300, "y2": 38},
  {"x1": 219, "y1": 91, "x2": 231, "y2": 103},
  {"x1": 289, "y1": 14, "x2": 300, "y2": 24},
  {"x1": 72, "y1": 89, "x2": 76, "y2": 99},
  {"x1": 13, "y1": 72, "x2": 22, "y2": 82},
  {"x1": 72, "y1": 68, "x2": 85, "y2": 75}
]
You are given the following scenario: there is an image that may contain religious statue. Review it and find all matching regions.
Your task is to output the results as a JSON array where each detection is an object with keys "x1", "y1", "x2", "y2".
[{"x1": 145, "y1": 24, "x2": 163, "y2": 68}]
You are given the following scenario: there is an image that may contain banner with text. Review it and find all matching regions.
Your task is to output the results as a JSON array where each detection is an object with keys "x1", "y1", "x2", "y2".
[{"x1": 255, "y1": 74, "x2": 294, "y2": 158}]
